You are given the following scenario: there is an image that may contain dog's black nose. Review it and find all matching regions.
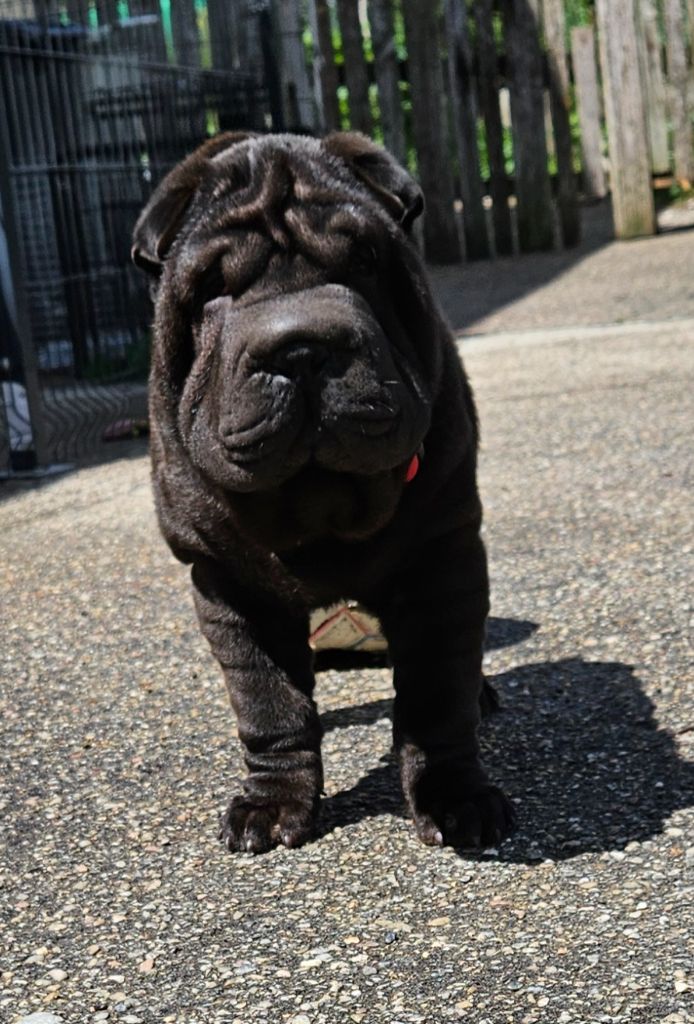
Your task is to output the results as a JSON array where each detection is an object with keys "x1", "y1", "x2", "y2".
[
  {"x1": 243, "y1": 294, "x2": 358, "y2": 380},
  {"x1": 265, "y1": 341, "x2": 331, "y2": 380}
]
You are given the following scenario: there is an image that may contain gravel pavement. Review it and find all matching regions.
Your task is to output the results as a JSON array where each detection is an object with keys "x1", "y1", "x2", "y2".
[{"x1": 1, "y1": 220, "x2": 693, "y2": 1024}]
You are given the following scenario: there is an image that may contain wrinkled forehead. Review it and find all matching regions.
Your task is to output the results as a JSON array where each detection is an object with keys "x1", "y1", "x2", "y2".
[
  {"x1": 168, "y1": 136, "x2": 392, "y2": 304},
  {"x1": 186, "y1": 135, "x2": 375, "y2": 238},
  {"x1": 209, "y1": 133, "x2": 350, "y2": 190},
  {"x1": 173, "y1": 136, "x2": 389, "y2": 287},
  {"x1": 210, "y1": 133, "x2": 325, "y2": 172}
]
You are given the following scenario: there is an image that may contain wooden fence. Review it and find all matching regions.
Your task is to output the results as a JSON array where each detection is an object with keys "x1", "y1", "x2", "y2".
[{"x1": 272, "y1": 0, "x2": 694, "y2": 263}]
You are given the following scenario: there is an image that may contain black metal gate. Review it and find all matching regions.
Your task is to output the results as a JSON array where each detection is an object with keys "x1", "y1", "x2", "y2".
[{"x1": 0, "y1": 0, "x2": 275, "y2": 473}]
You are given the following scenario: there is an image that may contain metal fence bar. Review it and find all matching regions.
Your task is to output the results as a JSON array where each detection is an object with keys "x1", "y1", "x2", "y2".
[
  {"x1": 0, "y1": 102, "x2": 49, "y2": 472},
  {"x1": 0, "y1": 0, "x2": 272, "y2": 472}
]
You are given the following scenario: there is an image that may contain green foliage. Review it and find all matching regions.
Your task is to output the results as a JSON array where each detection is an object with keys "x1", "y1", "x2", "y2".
[
  {"x1": 667, "y1": 181, "x2": 694, "y2": 203},
  {"x1": 369, "y1": 85, "x2": 383, "y2": 145},
  {"x1": 569, "y1": 103, "x2": 585, "y2": 174},
  {"x1": 492, "y1": 8, "x2": 504, "y2": 49},
  {"x1": 361, "y1": 15, "x2": 375, "y2": 64},
  {"x1": 206, "y1": 109, "x2": 220, "y2": 137},
  {"x1": 564, "y1": 0, "x2": 595, "y2": 30},
  {"x1": 476, "y1": 120, "x2": 490, "y2": 181},
  {"x1": 197, "y1": 3, "x2": 213, "y2": 70},
  {"x1": 503, "y1": 126, "x2": 515, "y2": 177},
  {"x1": 397, "y1": 80, "x2": 418, "y2": 176},
  {"x1": 332, "y1": 18, "x2": 344, "y2": 66},
  {"x1": 336, "y1": 85, "x2": 351, "y2": 131},
  {"x1": 476, "y1": 119, "x2": 515, "y2": 180},
  {"x1": 303, "y1": 24, "x2": 313, "y2": 63},
  {"x1": 392, "y1": 0, "x2": 408, "y2": 62}
]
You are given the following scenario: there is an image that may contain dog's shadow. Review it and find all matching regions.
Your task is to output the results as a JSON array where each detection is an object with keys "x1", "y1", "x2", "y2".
[{"x1": 317, "y1": 621, "x2": 694, "y2": 862}]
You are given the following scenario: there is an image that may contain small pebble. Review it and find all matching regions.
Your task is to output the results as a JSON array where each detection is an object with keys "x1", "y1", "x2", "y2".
[{"x1": 17, "y1": 1016, "x2": 66, "y2": 1024}]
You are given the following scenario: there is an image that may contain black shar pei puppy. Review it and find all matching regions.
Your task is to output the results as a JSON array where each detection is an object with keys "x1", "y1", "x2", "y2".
[{"x1": 132, "y1": 131, "x2": 515, "y2": 853}]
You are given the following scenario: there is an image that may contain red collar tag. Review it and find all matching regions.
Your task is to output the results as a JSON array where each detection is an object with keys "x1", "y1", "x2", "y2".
[{"x1": 405, "y1": 453, "x2": 420, "y2": 483}]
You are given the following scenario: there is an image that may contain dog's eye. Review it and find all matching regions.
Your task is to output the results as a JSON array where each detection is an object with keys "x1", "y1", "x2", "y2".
[{"x1": 352, "y1": 241, "x2": 379, "y2": 276}]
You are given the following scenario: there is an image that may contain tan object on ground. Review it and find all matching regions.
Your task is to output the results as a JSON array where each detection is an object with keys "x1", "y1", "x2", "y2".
[{"x1": 309, "y1": 603, "x2": 387, "y2": 652}]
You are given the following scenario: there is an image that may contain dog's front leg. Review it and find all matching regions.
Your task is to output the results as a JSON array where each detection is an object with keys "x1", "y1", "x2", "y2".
[
  {"x1": 378, "y1": 531, "x2": 515, "y2": 849},
  {"x1": 192, "y1": 560, "x2": 322, "y2": 853}
]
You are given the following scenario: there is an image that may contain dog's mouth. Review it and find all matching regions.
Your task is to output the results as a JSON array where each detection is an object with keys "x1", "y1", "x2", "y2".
[
  {"x1": 222, "y1": 403, "x2": 403, "y2": 464},
  {"x1": 232, "y1": 388, "x2": 417, "y2": 489},
  {"x1": 218, "y1": 401, "x2": 412, "y2": 490}
]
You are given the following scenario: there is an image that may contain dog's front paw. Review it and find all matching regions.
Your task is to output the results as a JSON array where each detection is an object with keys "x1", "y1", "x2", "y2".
[
  {"x1": 401, "y1": 750, "x2": 515, "y2": 850},
  {"x1": 219, "y1": 794, "x2": 317, "y2": 854}
]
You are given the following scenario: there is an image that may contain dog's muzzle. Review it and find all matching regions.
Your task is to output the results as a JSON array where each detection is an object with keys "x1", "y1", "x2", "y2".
[{"x1": 186, "y1": 283, "x2": 430, "y2": 491}]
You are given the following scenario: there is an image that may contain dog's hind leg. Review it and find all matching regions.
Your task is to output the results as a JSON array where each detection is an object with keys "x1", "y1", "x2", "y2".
[{"x1": 376, "y1": 529, "x2": 515, "y2": 850}]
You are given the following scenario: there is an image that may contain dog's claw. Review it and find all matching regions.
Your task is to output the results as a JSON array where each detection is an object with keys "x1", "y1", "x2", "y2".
[
  {"x1": 219, "y1": 795, "x2": 317, "y2": 854},
  {"x1": 404, "y1": 756, "x2": 515, "y2": 851}
]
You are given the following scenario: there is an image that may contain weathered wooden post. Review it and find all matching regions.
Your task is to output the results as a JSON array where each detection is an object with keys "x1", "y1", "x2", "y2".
[
  {"x1": 638, "y1": 0, "x2": 670, "y2": 175},
  {"x1": 273, "y1": 0, "x2": 317, "y2": 129},
  {"x1": 542, "y1": 0, "x2": 580, "y2": 246},
  {"x1": 663, "y1": 0, "x2": 693, "y2": 188},
  {"x1": 570, "y1": 26, "x2": 607, "y2": 200},
  {"x1": 335, "y1": 0, "x2": 373, "y2": 135},
  {"x1": 502, "y1": 0, "x2": 554, "y2": 252},
  {"x1": 445, "y1": 0, "x2": 489, "y2": 259},
  {"x1": 366, "y1": 0, "x2": 406, "y2": 164},
  {"x1": 308, "y1": 0, "x2": 341, "y2": 131},
  {"x1": 473, "y1": 0, "x2": 514, "y2": 256},
  {"x1": 251, "y1": 2, "x2": 286, "y2": 132},
  {"x1": 401, "y1": 0, "x2": 461, "y2": 263},
  {"x1": 595, "y1": 0, "x2": 656, "y2": 237}
]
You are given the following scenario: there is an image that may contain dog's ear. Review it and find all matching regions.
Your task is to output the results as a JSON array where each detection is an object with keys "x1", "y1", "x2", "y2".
[
  {"x1": 131, "y1": 132, "x2": 254, "y2": 276},
  {"x1": 323, "y1": 131, "x2": 424, "y2": 230}
]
